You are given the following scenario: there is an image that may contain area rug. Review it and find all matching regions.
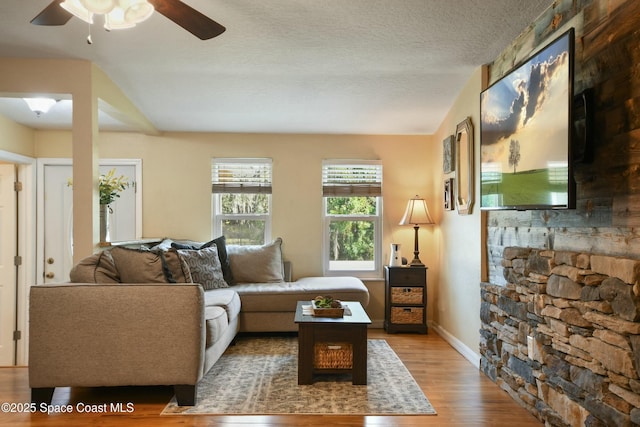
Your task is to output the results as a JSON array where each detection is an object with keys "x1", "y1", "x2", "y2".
[{"x1": 162, "y1": 336, "x2": 436, "y2": 416}]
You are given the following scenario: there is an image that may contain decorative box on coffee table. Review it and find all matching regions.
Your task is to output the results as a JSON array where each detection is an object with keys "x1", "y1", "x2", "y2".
[
  {"x1": 294, "y1": 300, "x2": 371, "y2": 385},
  {"x1": 384, "y1": 266, "x2": 427, "y2": 334}
]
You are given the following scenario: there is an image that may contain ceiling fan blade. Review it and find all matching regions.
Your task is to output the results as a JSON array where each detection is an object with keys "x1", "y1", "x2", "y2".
[
  {"x1": 149, "y1": 0, "x2": 226, "y2": 40},
  {"x1": 31, "y1": 0, "x2": 73, "y2": 26}
]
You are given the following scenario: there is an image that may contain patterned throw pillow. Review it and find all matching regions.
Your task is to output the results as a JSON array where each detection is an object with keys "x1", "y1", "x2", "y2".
[
  {"x1": 177, "y1": 246, "x2": 229, "y2": 290},
  {"x1": 200, "y1": 235, "x2": 234, "y2": 285},
  {"x1": 172, "y1": 235, "x2": 234, "y2": 285}
]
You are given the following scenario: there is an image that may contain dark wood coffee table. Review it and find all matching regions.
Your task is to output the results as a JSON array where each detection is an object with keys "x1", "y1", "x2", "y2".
[{"x1": 294, "y1": 300, "x2": 371, "y2": 385}]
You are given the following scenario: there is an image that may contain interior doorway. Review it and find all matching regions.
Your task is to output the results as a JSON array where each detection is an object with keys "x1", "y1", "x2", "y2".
[
  {"x1": 0, "y1": 151, "x2": 35, "y2": 367},
  {"x1": 37, "y1": 159, "x2": 142, "y2": 284}
]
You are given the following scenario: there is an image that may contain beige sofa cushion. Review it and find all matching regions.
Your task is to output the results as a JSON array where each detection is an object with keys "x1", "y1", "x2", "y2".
[
  {"x1": 233, "y1": 276, "x2": 369, "y2": 312},
  {"x1": 204, "y1": 289, "x2": 242, "y2": 322},
  {"x1": 227, "y1": 238, "x2": 284, "y2": 283},
  {"x1": 204, "y1": 306, "x2": 228, "y2": 347},
  {"x1": 202, "y1": 289, "x2": 241, "y2": 347}
]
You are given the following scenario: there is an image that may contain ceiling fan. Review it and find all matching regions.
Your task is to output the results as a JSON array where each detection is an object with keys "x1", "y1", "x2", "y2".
[{"x1": 30, "y1": 0, "x2": 226, "y2": 40}]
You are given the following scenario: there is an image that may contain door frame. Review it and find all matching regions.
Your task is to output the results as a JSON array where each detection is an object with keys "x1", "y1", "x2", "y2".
[
  {"x1": 36, "y1": 158, "x2": 143, "y2": 285},
  {"x1": 0, "y1": 150, "x2": 35, "y2": 366}
]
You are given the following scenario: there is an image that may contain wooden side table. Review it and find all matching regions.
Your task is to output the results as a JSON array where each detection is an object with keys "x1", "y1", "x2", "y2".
[
  {"x1": 294, "y1": 301, "x2": 371, "y2": 385},
  {"x1": 384, "y1": 266, "x2": 427, "y2": 333}
]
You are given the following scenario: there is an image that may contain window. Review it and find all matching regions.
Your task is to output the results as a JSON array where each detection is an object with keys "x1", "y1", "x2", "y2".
[
  {"x1": 322, "y1": 160, "x2": 382, "y2": 277},
  {"x1": 212, "y1": 158, "x2": 272, "y2": 245}
]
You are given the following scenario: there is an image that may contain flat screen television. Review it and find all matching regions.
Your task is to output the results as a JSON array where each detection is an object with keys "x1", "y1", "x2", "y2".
[{"x1": 480, "y1": 28, "x2": 575, "y2": 210}]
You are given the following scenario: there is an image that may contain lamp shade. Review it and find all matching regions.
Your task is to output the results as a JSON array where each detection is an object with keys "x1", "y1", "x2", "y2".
[{"x1": 399, "y1": 195, "x2": 434, "y2": 226}]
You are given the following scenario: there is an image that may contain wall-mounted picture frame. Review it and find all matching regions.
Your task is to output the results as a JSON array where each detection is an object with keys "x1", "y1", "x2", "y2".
[
  {"x1": 455, "y1": 117, "x2": 474, "y2": 215},
  {"x1": 444, "y1": 177, "x2": 454, "y2": 210},
  {"x1": 443, "y1": 135, "x2": 455, "y2": 173}
]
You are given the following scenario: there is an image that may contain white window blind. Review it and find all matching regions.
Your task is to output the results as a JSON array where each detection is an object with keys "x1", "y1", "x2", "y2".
[
  {"x1": 212, "y1": 158, "x2": 272, "y2": 194},
  {"x1": 322, "y1": 160, "x2": 382, "y2": 197}
]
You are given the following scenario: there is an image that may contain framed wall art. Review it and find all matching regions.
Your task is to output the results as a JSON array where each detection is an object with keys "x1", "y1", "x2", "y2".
[
  {"x1": 444, "y1": 177, "x2": 454, "y2": 210},
  {"x1": 442, "y1": 135, "x2": 455, "y2": 173},
  {"x1": 455, "y1": 117, "x2": 474, "y2": 215}
]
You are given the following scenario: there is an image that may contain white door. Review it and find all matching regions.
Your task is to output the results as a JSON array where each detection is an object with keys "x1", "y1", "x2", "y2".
[
  {"x1": 0, "y1": 164, "x2": 17, "y2": 366},
  {"x1": 41, "y1": 162, "x2": 138, "y2": 284},
  {"x1": 42, "y1": 165, "x2": 74, "y2": 284}
]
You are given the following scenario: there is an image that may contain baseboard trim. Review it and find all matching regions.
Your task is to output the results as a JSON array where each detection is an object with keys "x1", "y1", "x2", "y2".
[{"x1": 429, "y1": 321, "x2": 481, "y2": 369}]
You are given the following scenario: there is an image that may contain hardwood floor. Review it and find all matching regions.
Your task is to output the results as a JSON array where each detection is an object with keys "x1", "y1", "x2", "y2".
[{"x1": 0, "y1": 329, "x2": 542, "y2": 426}]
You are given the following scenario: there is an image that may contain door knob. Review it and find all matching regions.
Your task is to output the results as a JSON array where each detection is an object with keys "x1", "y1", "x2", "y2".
[{"x1": 45, "y1": 272, "x2": 54, "y2": 279}]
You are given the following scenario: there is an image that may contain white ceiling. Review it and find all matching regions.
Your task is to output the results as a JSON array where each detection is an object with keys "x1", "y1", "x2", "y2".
[{"x1": 0, "y1": 0, "x2": 553, "y2": 135}]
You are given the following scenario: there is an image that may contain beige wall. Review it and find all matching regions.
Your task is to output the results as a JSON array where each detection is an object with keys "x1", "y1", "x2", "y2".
[
  {"x1": 431, "y1": 67, "x2": 483, "y2": 356},
  {"x1": 0, "y1": 113, "x2": 34, "y2": 157},
  {"x1": 35, "y1": 129, "x2": 438, "y2": 325}
]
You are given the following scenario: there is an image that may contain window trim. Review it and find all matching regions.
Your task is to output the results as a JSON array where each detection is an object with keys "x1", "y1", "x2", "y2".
[{"x1": 322, "y1": 160, "x2": 383, "y2": 278}]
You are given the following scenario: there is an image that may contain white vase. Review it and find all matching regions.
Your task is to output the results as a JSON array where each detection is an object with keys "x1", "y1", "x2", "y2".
[
  {"x1": 99, "y1": 204, "x2": 111, "y2": 242},
  {"x1": 389, "y1": 243, "x2": 402, "y2": 266}
]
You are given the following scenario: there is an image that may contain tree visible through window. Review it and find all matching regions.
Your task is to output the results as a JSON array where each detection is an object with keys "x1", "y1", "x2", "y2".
[
  {"x1": 322, "y1": 160, "x2": 382, "y2": 276},
  {"x1": 327, "y1": 197, "x2": 376, "y2": 262},
  {"x1": 212, "y1": 159, "x2": 272, "y2": 245}
]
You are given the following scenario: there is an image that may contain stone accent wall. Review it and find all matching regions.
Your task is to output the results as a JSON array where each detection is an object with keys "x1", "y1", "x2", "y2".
[
  {"x1": 480, "y1": 1, "x2": 640, "y2": 424},
  {"x1": 480, "y1": 247, "x2": 640, "y2": 427}
]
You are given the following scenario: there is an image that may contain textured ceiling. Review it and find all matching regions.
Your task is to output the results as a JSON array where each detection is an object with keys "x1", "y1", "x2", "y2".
[{"x1": 0, "y1": 0, "x2": 553, "y2": 134}]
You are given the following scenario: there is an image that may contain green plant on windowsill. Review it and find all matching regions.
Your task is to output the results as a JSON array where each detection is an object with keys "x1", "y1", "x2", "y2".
[{"x1": 66, "y1": 168, "x2": 130, "y2": 206}]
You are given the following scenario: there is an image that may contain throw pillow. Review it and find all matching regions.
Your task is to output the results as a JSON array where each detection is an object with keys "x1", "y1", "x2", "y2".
[
  {"x1": 95, "y1": 250, "x2": 120, "y2": 283},
  {"x1": 171, "y1": 241, "x2": 199, "y2": 250},
  {"x1": 227, "y1": 237, "x2": 284, "y2": 283},
  {"x1": 200, "y1": 235, "x2": 234, "y2": 285},
  {"x1": 69, "y1": 253, "x2": 99, "y2": 283},
  {"x1": 177, "y1": 246, "x2": 228, "y2": 290},
  {"x1": 172, "y1": 235, "x2": 235, "y2": 285},
  {"x1": 69, "y1": 251, "x2": 120, "y2": 283},
  {"x1": 162, "y1": 249, "x2": 192, "y2": 283},
  {"x1": 149, "y1": 238, "x2": 174, "y2": 252},
  {"x1": 111, "y1": 247, "x2": 171, "y2": 283}
]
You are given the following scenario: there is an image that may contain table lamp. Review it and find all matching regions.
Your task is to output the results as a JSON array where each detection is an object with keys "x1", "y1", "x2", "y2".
[{"x1": 399, "y1": 195, "x2": 434, "y2": 267}]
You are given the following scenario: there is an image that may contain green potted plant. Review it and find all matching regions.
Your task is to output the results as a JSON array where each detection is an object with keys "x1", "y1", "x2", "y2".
[{"x1": 98, "y1": 168, "x2": 130, "y2": 206}]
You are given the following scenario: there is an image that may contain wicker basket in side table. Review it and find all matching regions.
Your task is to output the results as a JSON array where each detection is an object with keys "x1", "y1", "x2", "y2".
[{"x1": 314, "y1": 342, "x2": 353, "y2": 369}]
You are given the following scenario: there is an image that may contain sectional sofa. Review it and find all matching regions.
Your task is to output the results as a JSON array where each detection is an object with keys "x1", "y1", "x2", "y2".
[{"x1": 28, "y1": 237, "x2": 370, "y2": 406}]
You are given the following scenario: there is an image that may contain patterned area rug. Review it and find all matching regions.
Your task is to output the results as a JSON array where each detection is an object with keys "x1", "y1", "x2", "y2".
[{"x1": 162, "y1": 336, "x2": 436, "y2": 415}]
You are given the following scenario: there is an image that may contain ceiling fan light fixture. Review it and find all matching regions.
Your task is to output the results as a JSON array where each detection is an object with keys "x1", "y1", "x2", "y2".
[
  {"x1": 23, "y1": 97, "x2": 58, "y2": 117},
  {"x1": 60, "y1": 0, "x2": 94, "y2": 24},
  {"x1": 80, "y1": 0, "x2": 116, "y2": 14},
  {"x1": 122, "y1": 0, "x2": 154, "y2": 24},
  {"x1": 94, "y1": 0, "x2": 154, "y2": 30},
  {"x1": 104, "y1": 8, "x2": 135, "y2": 29}
]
